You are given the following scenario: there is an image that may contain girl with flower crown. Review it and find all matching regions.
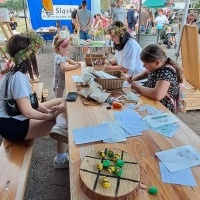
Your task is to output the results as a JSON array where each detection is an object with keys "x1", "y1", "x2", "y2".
[
  {"x1": 104, "y1": 21, "x2": 145, "y2": 76},
  {"x1": 127, "y1": 44, "x2": 183, "y2": 113},
  {"x1": 0, "y1": 33, "x2": 70, "y2": 169},
  {"x1": 53, "y1": 36, "x2": 81, "y2": 98}
]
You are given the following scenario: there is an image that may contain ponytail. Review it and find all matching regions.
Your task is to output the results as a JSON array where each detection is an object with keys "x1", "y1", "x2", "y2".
[{"x1": 166, "y1": 57, "x2": 183, "y2": 83}]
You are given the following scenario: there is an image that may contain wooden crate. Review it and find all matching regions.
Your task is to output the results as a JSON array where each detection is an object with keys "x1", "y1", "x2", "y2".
[{"x1": 181, "y1": 79, "x2": 200, "y2": 113}]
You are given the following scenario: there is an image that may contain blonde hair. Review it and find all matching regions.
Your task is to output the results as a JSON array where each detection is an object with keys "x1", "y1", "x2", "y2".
[{"x1": 54, "y1": 36, "x2": 70, "y2": 53}]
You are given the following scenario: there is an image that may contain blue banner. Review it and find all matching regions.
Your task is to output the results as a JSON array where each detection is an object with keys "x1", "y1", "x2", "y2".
[{"x1": 27, "y1": 0, "x2": 91, "y2": 33}]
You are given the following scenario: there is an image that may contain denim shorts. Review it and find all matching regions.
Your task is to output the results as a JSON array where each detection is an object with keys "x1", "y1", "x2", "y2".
[
  {"x1": 0, "y1": 118, "x2": 29, "y2": 142},
  {"x1": 79, "y1": 29, "x2": 91, "y2": 40}
]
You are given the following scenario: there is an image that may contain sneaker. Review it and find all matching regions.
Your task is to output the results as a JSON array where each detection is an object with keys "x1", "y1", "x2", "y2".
[
  {"x1": 54, "y1": 153, "x2": 69, "y2": 169},
  {"x1": 50, "y1": 125, "x2": 68, "y2": 143}
]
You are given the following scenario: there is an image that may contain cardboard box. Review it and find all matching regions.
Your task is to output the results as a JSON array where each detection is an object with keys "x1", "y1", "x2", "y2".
[{"x1": 0, "y1": 8, "x2": 10, "y2": 22}]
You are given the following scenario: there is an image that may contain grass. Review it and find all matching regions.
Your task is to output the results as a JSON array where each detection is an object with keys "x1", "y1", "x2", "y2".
[
  {"x1": 0, "y1": 18, "x2": 29, "y2": 37},
  {"x1": 0, "y1": 18, "x2": 29, "y2": 55}
]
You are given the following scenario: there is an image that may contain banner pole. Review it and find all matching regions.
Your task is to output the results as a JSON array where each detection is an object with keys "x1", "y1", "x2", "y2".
[
  {"x1": 175, "y1": 0, "x2": 190, "y2": 61},
  {"x1": 23, "y1": 0, "x2": 28, "y2": 32}
]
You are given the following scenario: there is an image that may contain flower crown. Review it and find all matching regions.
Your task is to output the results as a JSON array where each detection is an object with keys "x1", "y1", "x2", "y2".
[
  {"x1": 107, "y1": 25, "x2": 127, "y2": 36},
  {"x1": 12, "y1": 32, "x2": 44, "y2": 64}
]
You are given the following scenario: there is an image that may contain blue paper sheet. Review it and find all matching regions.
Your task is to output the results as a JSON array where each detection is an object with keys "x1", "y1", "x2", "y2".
[
  {"x1": 156, "y1": 145, "x2": 200, "y2": 172},
  {"x1": 73, "y1": 124, "x2": 113, "y2": 144},
  {"x1": 159, "y1": 162, "x2": 197, "y2": 187},
  {"x1": 114, "y1": 109, "x2": 149, "y2": 136},
  {"x1": 153, "y1": 123, "x2": 180, "y2": 138},
  {"x1": 102, "y1": 121, "x2": 126, "y2": 143},
  {"x1": 143, "y1": 113, "x2": 179, "y2": 128}
]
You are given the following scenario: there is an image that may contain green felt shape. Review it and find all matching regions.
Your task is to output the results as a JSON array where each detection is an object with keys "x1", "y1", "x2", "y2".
[
  {"x1": 103, "y1": 160, "x2": 111, "y2": 168},
  {"x1": 148, "y1": 186, "x2": 158, "y2": 194},
  {"x1": 114, "y1": 167, "x2": 123, "y2": 177},
  {"x1": 115, "y1": 159, "x2": 124, "y2": 167}
]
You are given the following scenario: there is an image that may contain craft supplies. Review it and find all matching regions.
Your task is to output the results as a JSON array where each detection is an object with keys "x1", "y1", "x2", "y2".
[
  {"x1": 112, "y1": 101, "x2": 123, "y2": 109},
  {"x1": 148, "y1": 186, "x2": 158, "y2": 194},
  {"x1": 102, "y1": 176, "x2": 111, "y2": 188},
  {"x1": 115, "y1": 159, "x2": 125, "y2": 168}
]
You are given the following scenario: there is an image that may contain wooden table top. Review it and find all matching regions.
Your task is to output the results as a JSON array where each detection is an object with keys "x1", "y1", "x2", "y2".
[{"x1": 65, "y1": 68, "x2": 200, "y2": 200}]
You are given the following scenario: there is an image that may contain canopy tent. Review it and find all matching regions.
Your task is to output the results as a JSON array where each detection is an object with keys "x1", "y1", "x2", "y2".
[{"x1": 143, "y1": 0, "x2": 165, "y2": 8}]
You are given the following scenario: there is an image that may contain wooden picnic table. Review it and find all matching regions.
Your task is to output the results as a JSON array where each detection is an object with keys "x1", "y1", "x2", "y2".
[{"x1": 65, "y1": 68, "x2": 200, "y2": 200}]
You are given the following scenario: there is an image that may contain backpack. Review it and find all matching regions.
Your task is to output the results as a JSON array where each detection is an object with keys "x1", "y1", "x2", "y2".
[{"x1": 165, "y1": 65, "x2": 185, "y2": 112}]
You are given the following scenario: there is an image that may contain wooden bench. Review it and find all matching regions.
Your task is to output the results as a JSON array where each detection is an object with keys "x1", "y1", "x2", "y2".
[
  {"x1": 42, "y1": 88, "x2": 49, "y2": 102},
  {"x1": 181, "y1": 79, "x2": 200, "y2": 113},
  {"x1": 0, "y1": 82, "x2": 44, "y2": 200}
]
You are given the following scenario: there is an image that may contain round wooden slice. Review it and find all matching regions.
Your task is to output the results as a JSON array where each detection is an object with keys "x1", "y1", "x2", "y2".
[{"x1": 80, "y1": 148, "x2": 140, "y2": 200}]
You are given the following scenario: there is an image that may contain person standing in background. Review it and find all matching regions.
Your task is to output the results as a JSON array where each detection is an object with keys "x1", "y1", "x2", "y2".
[
  {"x1": 76, "y1": 0, "x2": 93, "y2": 40},
  {"x1": 127, "y1": 6, "x2": 135, "y2": 31},
  {"x1": 110, "y1": 0, "x2": 127, "y2": 25},
  {"x1": 71, "y1": 5, "x2": 82, "y2": 33},
  {"x1": 137, "y1": 6, "x2": 149, "y2": 33}
]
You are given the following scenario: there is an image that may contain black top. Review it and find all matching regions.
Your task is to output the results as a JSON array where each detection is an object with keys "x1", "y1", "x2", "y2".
[{"x1": 145, "y1": 66, "x2": 179, "y2": 112}]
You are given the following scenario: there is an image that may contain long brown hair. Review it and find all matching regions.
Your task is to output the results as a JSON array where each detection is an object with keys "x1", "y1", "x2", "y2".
[{"x1": 140, "y1": 44, "x2": 183, "y2": 83}]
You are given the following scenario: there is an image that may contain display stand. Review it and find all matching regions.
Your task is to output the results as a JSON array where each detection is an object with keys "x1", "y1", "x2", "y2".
[
  {"x1": 0, "y1": 21, "x2": 13, "y2": 41},
  {"x1": 181, "y1": 25, "x2": 200, "y2": 112}
]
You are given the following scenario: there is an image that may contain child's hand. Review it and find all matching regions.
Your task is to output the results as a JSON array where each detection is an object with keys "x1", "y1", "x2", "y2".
[
  {"x1": 49, "y1": 105, "x2": 65, "y2": 113},
  {"x1": 131, "y1": 81, "x2": 140, "y2": 91},
  {"x1": 75, "y1": 62, "x2": 81, "y2": 68},
  {"x1": 127, "y1": 76, "x2": 133, "y2": 84}
]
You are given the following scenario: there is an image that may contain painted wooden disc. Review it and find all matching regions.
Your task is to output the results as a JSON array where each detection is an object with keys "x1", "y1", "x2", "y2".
[{"x1": 80, "y1": 148, "x2": 140, "y2": 200}]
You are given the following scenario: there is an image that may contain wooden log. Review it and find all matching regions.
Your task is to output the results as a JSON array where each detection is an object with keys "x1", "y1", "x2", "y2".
[{"x1": 80, "y1": 148, "x2": 140, "y2": 200}]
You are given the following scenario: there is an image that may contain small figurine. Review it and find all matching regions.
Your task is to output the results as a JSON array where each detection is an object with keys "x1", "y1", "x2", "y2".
[
  {"x1": 113, "y1": 153, "x2": 121, "y2": 161},
  {"x1": 107, "y1": 164, "x2": 115, "y2": 173},
  {"x1": 114, "y1": 167, "x2": 123, "y2": 177},
  {"x1": 97, "y1": 163, "x2": 103, "y2": 171},
  {"x1": 107, "y1": 149, "x2": 114, "y2": 157},
  {"x1": 102, "y1": 176, "x2": 111, "y2": 188},
  {"x1": 98, "y1": 150, "x2": 105, "y2": 158},
  {"x1": 115, "y1": 159, "x2": 124, "y2": 168},
  {"x1": 103, "y1": 159, "x2": 111, "y2": 168}
]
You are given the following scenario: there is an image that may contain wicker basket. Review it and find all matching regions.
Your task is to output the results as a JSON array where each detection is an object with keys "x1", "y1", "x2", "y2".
[
  {"x1": 92, "y1": 65, "x2": 105, "y2": 71},
  {"x1": 94, "y1": 71, "x2": 126, "y2": 90},
  {"x1": 84, "y1": 53, "x2": 106, "y2": 66}
]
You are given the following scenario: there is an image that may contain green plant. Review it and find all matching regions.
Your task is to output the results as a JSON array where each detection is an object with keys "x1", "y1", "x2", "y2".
[{"x1": 192, "y1": 0, "x2": 200, "y2": 8}]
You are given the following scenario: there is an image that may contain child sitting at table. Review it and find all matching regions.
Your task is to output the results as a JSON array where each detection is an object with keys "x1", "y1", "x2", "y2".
[
  {"x1": 53, "y1": 36, "x2": 81, "y2": 97},
  {"x1": 127, "y1": 44, "x2": 183, "y2": 113}
]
